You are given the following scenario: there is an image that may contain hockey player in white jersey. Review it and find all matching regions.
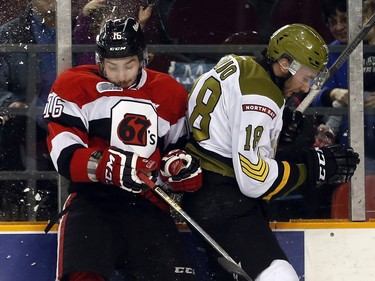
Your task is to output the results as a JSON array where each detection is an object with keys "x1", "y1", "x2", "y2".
[{"x1": 183, "y1": 24, "x2": 360, "y2": 280}]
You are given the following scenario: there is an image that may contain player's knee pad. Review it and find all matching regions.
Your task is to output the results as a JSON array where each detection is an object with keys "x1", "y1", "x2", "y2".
[
  {"x1": 255, "y1": 259, "x2": 298, "y2": 281},
  {"x1": 68, "y1": 272, "x2": 106, "y2": 281}
]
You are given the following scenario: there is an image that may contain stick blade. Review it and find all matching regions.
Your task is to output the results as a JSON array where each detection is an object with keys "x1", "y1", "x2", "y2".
[{"x1": 217, "y1": 257, "x2": 253, "y2": 281}]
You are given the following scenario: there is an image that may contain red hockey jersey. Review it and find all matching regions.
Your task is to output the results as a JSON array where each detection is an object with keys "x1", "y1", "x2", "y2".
[{"x1": 43, "y1": 65, "x2": 189, "y2": 184}]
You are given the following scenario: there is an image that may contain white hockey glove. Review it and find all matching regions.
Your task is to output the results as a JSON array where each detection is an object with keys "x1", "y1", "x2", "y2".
[
  {"x1": 95, "y1": 147, "x2": 158, "y2": 193},
  {"x1": 160, "y1": 149, "x2": 202, "y2": 192}
]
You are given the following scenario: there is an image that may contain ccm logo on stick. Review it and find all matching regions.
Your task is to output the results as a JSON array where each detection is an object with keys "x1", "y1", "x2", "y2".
[{"x1": 175, "y1": 267, "x2": 195, "y2": 274}]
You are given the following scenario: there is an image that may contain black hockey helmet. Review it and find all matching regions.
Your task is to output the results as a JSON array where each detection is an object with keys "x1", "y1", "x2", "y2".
[{"x1": 96, "y1": 17, "x2": 147, "y2": 65}]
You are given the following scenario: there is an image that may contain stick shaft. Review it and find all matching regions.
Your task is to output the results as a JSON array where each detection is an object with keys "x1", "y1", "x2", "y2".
[
  {"x1": 138, "y1": 173, "x2": 236, "y2": 262},
  {"x1": 138, "y1": 173, "x2": 253, "y2": 280},
  {"x1": 138, "y1": 172, "x2": 255, "y2": 280}
]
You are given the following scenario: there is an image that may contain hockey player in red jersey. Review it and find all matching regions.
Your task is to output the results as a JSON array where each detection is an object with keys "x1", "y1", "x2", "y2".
[
  {"x1": 183, "y1": 24, "x2": 360, "y2": 280},
  {"x1": 43, "y1": 17, "x2": 201, "y2": 281}
]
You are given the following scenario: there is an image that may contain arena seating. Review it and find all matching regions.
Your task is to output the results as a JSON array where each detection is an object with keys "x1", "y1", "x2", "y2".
[
  {"x1": 270, "y1": 0, "x2": 334, "y2": 43},
  {"x1": 0, "y1": 1, "x2": 27, "y2": 25},
  {"x1": 166, "y1": 0, "x2": 260, "y2": 44},
  {"x1": 331, "y1": 175, "x2": 375, "y2": 220},
  {"x1": 222, "y1": 31, "x2": 264, "y2": 45}
]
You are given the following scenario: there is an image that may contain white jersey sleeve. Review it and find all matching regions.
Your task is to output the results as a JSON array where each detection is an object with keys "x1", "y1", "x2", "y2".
[{"x1": 187, "y1": 54, "x2": 306, "y2": 200}]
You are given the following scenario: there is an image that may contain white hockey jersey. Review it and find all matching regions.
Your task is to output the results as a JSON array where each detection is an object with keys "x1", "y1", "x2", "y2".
[{"x1": 187, "y1": 54, "x2": 307, "y2": 200}]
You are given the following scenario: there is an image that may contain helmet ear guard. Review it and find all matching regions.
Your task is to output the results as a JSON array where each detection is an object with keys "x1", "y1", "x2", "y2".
[{"x1": 277, "y1": 56, "x2": 291, "y2": 71}]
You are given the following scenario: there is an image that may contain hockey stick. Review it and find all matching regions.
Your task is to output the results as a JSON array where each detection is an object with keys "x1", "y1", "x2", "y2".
[
  {"x1": 138, "y1": 172, "x2": 253, "y2": 281},
  {"x1": 295, "y1": 11, "x2": 375, "y2": 113}
]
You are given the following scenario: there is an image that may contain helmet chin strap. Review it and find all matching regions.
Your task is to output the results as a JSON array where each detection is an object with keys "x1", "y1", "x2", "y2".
[
  {"x1": 129, "y1": 58, "x2": 146, "y2": 89},
  {"x1": 274, "y1": 61, "x2": 291, "y2": 91},
  {"x1": 128, "y1": 70, "x2": 142, "y2": 89},
  {"x1": 275, "y1": 72, "x2": 290, "y2": 92},
  {"x1": 99, "y1": 63, "x2": 105, "y2": 77}
]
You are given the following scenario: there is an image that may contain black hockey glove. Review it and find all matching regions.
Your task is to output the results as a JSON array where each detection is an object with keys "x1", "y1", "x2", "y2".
[
  {"x1": 279, "y1": 107, "x2": 304, "y2": 144},
  {"x1": 95, "y1": 147, "x2": 158, "y2": 193},
  {"x1": 306, "y1": 144, "x2": 360, "y2": 187}
]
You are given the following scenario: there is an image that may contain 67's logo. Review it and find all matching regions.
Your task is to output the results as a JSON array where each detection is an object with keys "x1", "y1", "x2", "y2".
[
  {"x1": 111, "y1": 100, "x2": 158, "y2": 156},
  {"x1": 118, "y1": 113, "x2": 156, "y2": 146}
]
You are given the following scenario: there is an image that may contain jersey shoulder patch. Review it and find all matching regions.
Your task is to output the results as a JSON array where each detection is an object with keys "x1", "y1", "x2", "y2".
[{"x1": 233, "y1": 56, "x2": 284, "y2": 109}]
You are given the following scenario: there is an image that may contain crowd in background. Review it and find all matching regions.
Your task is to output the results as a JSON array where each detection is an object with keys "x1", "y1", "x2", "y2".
[{"x1": 0, "y1": 0, "x2": 373, "y2": 222}]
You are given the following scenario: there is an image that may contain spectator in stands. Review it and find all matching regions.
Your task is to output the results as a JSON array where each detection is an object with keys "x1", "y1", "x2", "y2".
[
  {"x1": 313, "y1": 0, "x2": 375, "y2": 173},
  {"x1": 73, "y1": 0, "x2": 172, "y2": 66},
  {"x1": 0, "y1": 0, "x2": 58, "y2": 220},
  {"x1": 0, "y1": 0, "x2": 56, "y2": 111},
  {"x1": 73, "y1": 0, "x2": 153, "y2": 65},
  {"x1": 312, "y1": 0, "x2": 347, "y2": 145}
]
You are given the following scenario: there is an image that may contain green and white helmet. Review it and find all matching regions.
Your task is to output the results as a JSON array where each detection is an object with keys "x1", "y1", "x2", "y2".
[{"x1": 267, "y1": 24, "x2": 328, "y2": 72}]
